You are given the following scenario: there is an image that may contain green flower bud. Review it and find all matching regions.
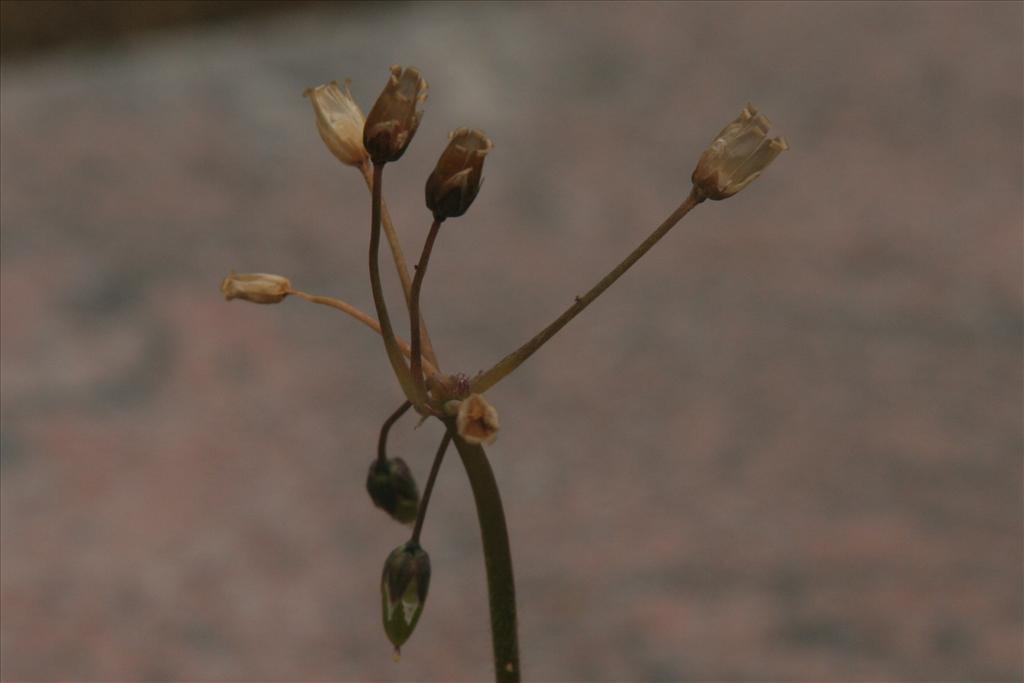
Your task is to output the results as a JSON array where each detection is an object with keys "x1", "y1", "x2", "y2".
[
  {"x1": 366, "y1": 458, "x2": 420, "y2": 525},
  {"x1": 381, "y1": 541, "x2": 431, "y2": 653}
]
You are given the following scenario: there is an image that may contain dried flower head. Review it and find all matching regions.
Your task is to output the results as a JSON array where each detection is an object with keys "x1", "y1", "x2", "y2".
[
  {"x1": 303, "y1": 80, "x2": 369, "y2": 168},
  {"x1": 364, "y1": 65, "x2": 428, "y2": 165},
  {"x1": 220, "y1": 272, "x2": 291, "y2": 304},
  {"x1": 692, "y1": 104, "x2": 789, "y2": 201},
  {"x1": 425, "y1": 128, "x2": 494, "y2": 221},
  {"x1": 456, "y1": 393, "x2": 500, "y2": 445}
]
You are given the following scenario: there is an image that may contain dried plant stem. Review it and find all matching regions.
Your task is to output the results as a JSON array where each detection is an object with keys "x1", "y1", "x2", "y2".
[
  {"x1": 369, "y1": 163, "x2": 426, "y2": 405},
  {"x1": 472, "y1": 188, "x2": 704, "y2": 393},
  {"x1": 288, "y1": 289, "x2": 439, "y2": 378},
  {"x1": 377, "y1": 401, "x2": 413, "y2": 463},
  {"x1": 410, "y1": 432, "x2": 451, "y2": 544},
  {"x1": 360, "y1": 162, "x2": 440, "y2": 371},
  {"x1": 409, "y1": 218, "x2": 443, "y2": 403},
  {"x1": 445, "y1": 419, "x2": 520, "y2": 683}
]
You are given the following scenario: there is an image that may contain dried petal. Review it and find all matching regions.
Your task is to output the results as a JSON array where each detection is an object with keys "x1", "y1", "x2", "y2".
[
  {"x1": 455, "y1": 393, "x2": 500, "y2": 446},
  {"x1": 304, "y1": 80, "x2": 369, "y2": 167}
]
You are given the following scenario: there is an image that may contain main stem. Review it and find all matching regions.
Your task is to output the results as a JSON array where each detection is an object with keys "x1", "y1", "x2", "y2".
[
  {"x1": 369, "y1": 163, "x2": 425, "y2": 405},
  {"x1": 472, "y1": 188, "x2": 704, "y2": 393},
  {"x1": 445, "y1": 419, "x2": 520, "y2": 683},
  {"x1": 409, "y1": 219, "x2": 443, "y2": 402}
]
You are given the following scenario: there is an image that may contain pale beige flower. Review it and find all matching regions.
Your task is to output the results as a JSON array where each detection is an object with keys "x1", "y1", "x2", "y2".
[
  {"x1": 455, "y1": 393, "x2": 500, "y2": 446},
  {"x1": 692, "y1": 104, "x2": 789, "y2": 200},
  {"x1": 220, "y1": 272, "x2": 291, "y2": 304},
  {"x1": 303, "y1": 80, "x2": 369, "y2": 167},
  {"x1": 364, "y1": 65, "x2": 428, "y2": 164},
  {"x1": 425, "y1": 128, "x2": 494, "y2": 221}
]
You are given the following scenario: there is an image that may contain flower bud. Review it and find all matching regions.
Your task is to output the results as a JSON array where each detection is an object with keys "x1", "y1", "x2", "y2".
[
  {"x1": 381, "y1": 541, "x2": 431, "y2": 653},
  {"x1": 424, "y1": 128, "x2": 494, "y2": 221},
  {"x1": 220, "y1": 271, "x2": 291, "y2": 304},
  {"x1": 691, "y1": 104, "x2": 789, "y2": 201},
  {"x1": 303, "y1": 80, "x2": 369, "y2": 168},
  {"x1": 366, "y1": 457, "x2": 420, "y2": 525},
  {"x1": 456, "y1": 393, "x2": 500, "y2": 446},
  {"x1": 363, "y1": 65, "x2": 428, "y2": 165}
]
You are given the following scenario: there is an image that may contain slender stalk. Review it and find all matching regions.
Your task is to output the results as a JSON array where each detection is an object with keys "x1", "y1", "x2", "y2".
[
  {"x1": 369, "y1": 163, "x2": 426, "y2": 405},
  {"x1": 409, "y1": 219, "x2": 443, "y2": 402},
  {"x1": 377, "y1": 401, "x2": 413, "y2": 464},
  {"x1": 410, "y1": 432, "x2": 451, "y2": 544},
  {"x1": 445, "y1": 419, "x2": 520, "y2": 683},
  {"x1": 472, "y1": 188, "x2": 704, "y2": 393},
  {"x1": 288, "y1": 289, "x2": 439, "y2": 379},
  {"x1": 361, "y1": 162, "x2": 440, "y2": 371}
]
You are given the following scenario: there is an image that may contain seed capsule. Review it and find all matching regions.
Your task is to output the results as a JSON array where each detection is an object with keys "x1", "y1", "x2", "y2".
[
  {"x1": 691, "y1": 103, "x2": 788, "y2": 200},
  {"x1": 363, "y1": 65, "x2": 428, "y2": 165},
  {"x1": 424, "y1": 128, "x2": 493, "y2": 221}
]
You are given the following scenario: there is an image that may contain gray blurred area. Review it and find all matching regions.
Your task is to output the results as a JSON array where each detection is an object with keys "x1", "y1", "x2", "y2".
[{"x1": 1, "y1": 1, "x2": 1022, "y2": 680}]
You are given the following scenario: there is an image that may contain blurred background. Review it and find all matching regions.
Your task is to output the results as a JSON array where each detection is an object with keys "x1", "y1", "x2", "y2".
[{"x1": 1, "y1": 1, "x2": 1021, "y2": 680}]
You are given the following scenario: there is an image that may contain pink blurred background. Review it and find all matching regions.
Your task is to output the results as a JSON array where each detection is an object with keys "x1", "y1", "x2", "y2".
[{"x1": 2, "y1": 1, "x2": 1021, "y2": 680}]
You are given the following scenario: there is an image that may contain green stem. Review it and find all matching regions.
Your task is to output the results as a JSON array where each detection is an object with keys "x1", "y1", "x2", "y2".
[
  {"x1": 369, "y1": 162, "x2": 426, "y2": 405},
  {"x1": 410, "y1": 432, "x2": 451, "y2": 544},
  {"x1": 409, "y1": 218, "x2": 443, "y2": 402},
  {"x1": 471, "y1": 188, "x2": 704, "y2": 393},
  {"x1": 445, "y1": 419, "x2": 520, "y2": 683}
]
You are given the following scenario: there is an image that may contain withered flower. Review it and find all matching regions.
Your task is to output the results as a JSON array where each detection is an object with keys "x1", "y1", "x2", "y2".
[
  {"x1": 303, "y1": 80, "x2": 369, "y2": 168},
  {"x1": 692, "y1": 104, "x2": 789, "y2": 200},
  {"x1": 363, "y1": 65, "x2": 428, "y2": 165},
  {"x1": 220, "y1": 272, "x2": 291, "y2": 304},
  {"x1": 456, "y1": 393, "x2": 500, "y2": 446},
  {"x1": 425, "y1": 128, "x2": 494, "y2": 221}
]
